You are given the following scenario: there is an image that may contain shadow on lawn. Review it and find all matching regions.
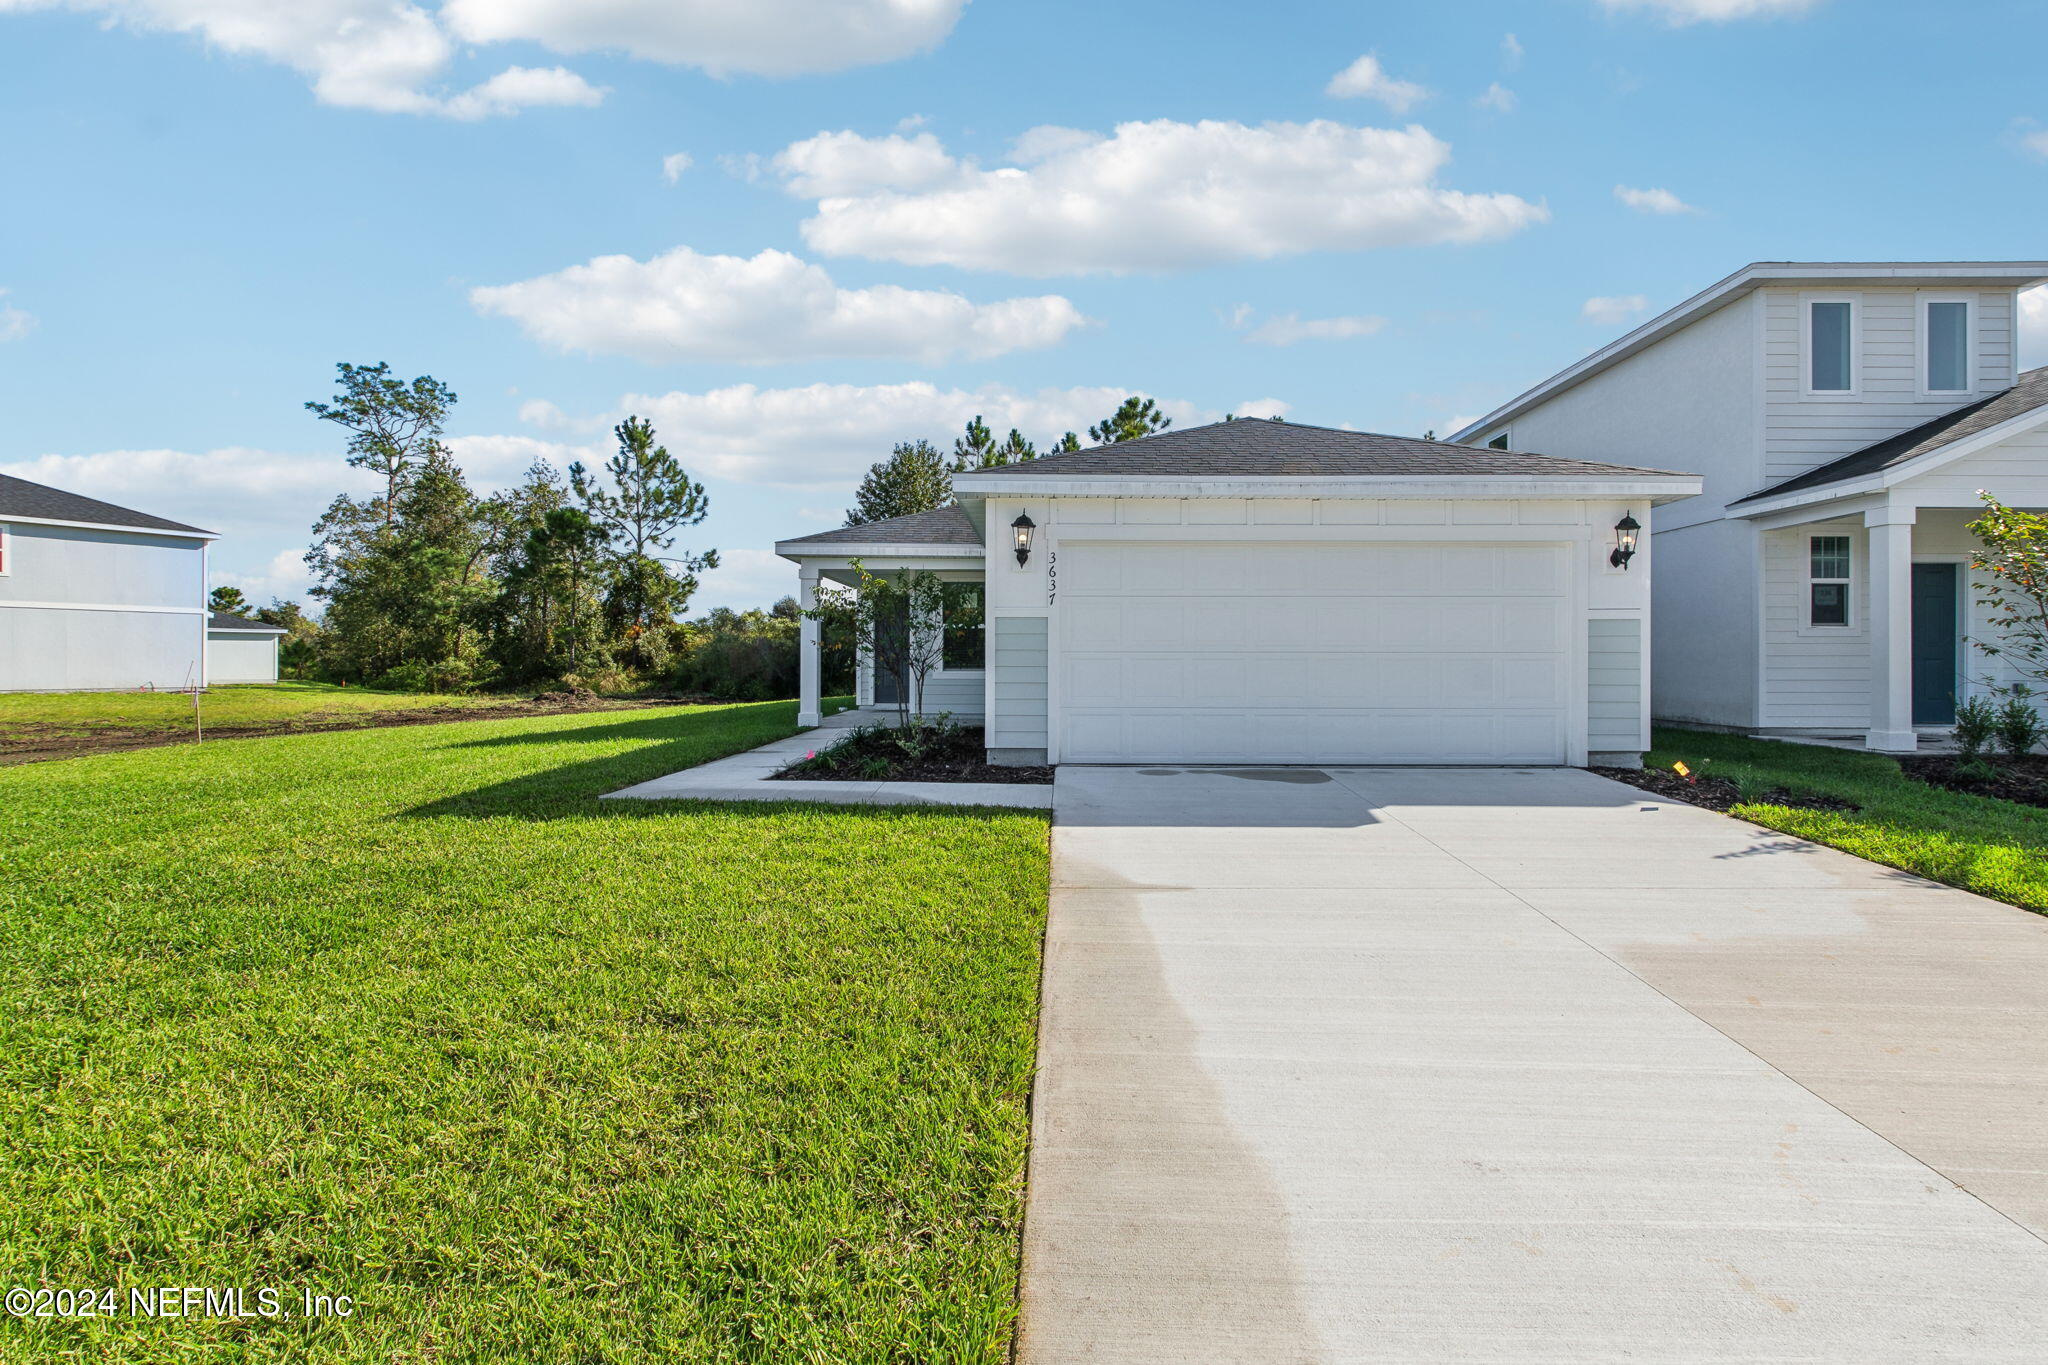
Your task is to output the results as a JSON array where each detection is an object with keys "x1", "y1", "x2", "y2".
[{"x1": 404, "y1": 700, "x2": 1019, "y2": 825}]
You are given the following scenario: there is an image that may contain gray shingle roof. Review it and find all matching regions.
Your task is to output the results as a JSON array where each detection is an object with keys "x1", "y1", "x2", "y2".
[
  {"x1": 1732, "y1": 367, "x2": 2048, "y2": 506},
  {"x1": 207, "y1": 610, "x2": 287, "y2": 632},
  {"x1": 0, "y1": 472, "x2": 213, "y2": 535},
  {"x1": 777, "y1": 505, "x2": 981, "y2": 547},
  {"x1": 951, "y1": 418, "x2": 1688, "y2": 481}
]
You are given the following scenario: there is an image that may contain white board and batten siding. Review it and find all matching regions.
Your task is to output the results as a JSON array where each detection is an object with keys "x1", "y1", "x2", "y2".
[{"x1": 980, "y1": 496, "x2": 1652, "y2": 767}]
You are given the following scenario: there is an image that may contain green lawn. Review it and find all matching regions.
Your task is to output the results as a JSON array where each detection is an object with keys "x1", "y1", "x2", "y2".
[
  {"x1": 0, "y1": 700, "x2": 1049, "y2": 1362},
  {"x1": 1648, "y1": 726, "x2": 2048, "y2": 913},
  {"x1": 0, "y1": 681, "x2": 534, "y2": 740}
]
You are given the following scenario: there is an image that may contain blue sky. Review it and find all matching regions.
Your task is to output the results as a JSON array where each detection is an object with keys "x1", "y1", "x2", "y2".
[{"x1": 2, "y1": 0, "x2": 2044, "y2": 611}]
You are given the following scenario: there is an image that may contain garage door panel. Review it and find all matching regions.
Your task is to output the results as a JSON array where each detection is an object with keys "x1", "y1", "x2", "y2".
[{"x1": 1058, "y1": 541, "x2": 1572, "y2": 764}]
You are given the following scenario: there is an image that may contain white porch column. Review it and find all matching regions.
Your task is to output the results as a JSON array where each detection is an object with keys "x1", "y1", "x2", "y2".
[
  {"x1": 797, "y1": 565, "x2": 822, "y2": 728},
  {"x1": 1865, "y1": 504, "x2": 1917, "y2": 751}
]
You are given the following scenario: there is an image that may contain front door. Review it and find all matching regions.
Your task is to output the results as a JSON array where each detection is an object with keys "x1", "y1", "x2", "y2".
[
  {"x1": 870, "y1": 599, "x2": 910, "y2": 705},
  {"x1": 1911, "y1": 562, "x2": 1959, "y2": 726}
]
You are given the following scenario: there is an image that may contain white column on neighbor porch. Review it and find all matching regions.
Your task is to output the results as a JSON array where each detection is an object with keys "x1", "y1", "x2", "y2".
[
  {"x1": 797, "y1": 565, "x2": 822, "y2": 728},
  {"x1": 1865, "y1": 504, "x2": 1918, "y2": 751}
]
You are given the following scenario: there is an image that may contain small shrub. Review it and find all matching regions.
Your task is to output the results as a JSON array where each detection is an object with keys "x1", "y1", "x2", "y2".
[
  {"x1": 1996, "y1": 689, "x2": 2046, "y2": 758},
  {"x1": 1952, "y1": 695, "x2": 1999, "y2": 759},
  {"x1": 1955, "y1": 756, "x2": 2002, "y2": 784},
  {"x1": 857, "y1": 754, "x2": 893, "y2": 780}
]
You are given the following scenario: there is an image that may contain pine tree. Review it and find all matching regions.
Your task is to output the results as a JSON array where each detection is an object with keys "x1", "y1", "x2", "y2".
[
  {"x1": 208, "y1": 586, "x2": 250, "y2": 617},
  {"x1": 1088, "y1": 396, "x2": 1172, "y2": 445},
  {"x1": 847, "y1": 440, "x2": 950, "y2": 524},
  {"x1": 304, "y1": 363, "x2": 456, "y2": 527},
  {"x1": 571, "y1": 416, "x2": 716, "y2": 639}
]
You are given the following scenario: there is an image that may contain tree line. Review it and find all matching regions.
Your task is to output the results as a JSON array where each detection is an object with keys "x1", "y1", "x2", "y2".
[{"x1": 209, "y1": 367, "x2": 1184, "y2": 695}]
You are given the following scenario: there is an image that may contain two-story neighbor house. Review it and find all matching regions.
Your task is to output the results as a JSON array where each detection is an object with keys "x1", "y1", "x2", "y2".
[
  {"x1": 0, "y1": 472, "x2": 219, "y2": 691},
  {"x1": 1453, "y1": 262, "x2": 2048, "y2": 752}
]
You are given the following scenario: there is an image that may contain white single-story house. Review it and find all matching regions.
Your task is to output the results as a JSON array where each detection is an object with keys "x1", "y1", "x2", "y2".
[
  {"x1": 206, "y1": 610, "x2": 289, "y2": 683},
  {"x1": 0, "y1": 472, "x2": 220, "y2": 691},
  {"x1": 777, "y1": 422, "x2": 1701, "y2": 768},
  {"x1": 1452, "y1": 260, "x2": 2048, "y2": 752}
]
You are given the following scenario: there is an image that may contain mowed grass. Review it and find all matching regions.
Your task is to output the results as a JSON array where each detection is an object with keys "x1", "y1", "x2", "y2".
[
  {"x1": 0, "y1": 700, "x2": 1050, "y2": 1362},
  {"x1": 0, "y1": 681, "x2": 532, "y2": 740},
  {"x1": 1650, "y1": 726, "x2": 2048, "y2": 912}
]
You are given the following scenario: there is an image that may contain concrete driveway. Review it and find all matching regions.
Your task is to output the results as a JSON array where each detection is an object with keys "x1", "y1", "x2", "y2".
[{"x1": 1021, "y1": 765, "x2": 2048, "y2": 1363}]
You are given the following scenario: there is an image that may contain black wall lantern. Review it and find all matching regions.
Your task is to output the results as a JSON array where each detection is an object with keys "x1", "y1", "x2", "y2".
[
  {"x1": 1011, "y1": 512, "x2": 1036, "y2": 566},
  {"x1": 1609, "y1": 512, "x2": 1641, "y2": 569}
]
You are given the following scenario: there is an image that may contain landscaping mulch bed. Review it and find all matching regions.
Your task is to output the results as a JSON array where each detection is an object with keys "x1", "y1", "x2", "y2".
[
  {"x1": 774, "y1": 724, "x2": 1054, "y2": 785},
  {"x1": 1593, "y1": 765, "x2": 1860, "y2": 814},
  {"x1": 1899, "y1": 753, "x2": 2048, "y2": 810}
]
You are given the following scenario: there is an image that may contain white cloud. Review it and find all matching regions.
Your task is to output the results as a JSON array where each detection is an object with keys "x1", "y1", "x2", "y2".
[
  {"x1": 772, "y1": 129, "x2": 956, "y2": 197},
  {"x1": 2021, "y1": 286, "x2": 2048, "y2": 369},
  {"x1": 1476, "y1": 83, "x2": 1517, "y2": 113},
  {"x1": 661, "y1": 151, "x2": 693, "y2": 183},
  {"x1": 613, "y1": 381, "x2": 1209, "y2": 486},
  {"x1": 1325, "y1": 54, "x2": 1429, "y2": 112},
  {"x1": 440, "y1": 0, "x2": 966, "y2": 77},
  {"x1": 470, "y1": 245, "x2": 1090, "y2": 364},
  {"x1": 1582, "y1": 294, "x2": 1652, "y2": 326},
  {"x1": 1600, "y1": 0, "x2": 1821, "y2": 22},
  {"x1": 694, "y1": 546, "x2": 805, "y2": 614},
  {"x1": 1614, "y1": 184, "x2": 1701, "y2": 215},
  {"x1": 1501, "y1": 33, "x2": 1524, "y2": 69},
  {"x1": 1232, "y1": 398, "x2": 1292, "y2": 420},
  {"x1": 1, "y1": 0, "x2": 960, "y2": 116},
  {"x1": 2020, "y1": 128, "x2": 2048, "y2": 160},
  {"x1": 439, "y1": 65, "x2": 604, "y2": 120},
  {"x1": 0, "y1": 289, "x2": 34, "y2": 341},
  {"x1": 0, "y1": 446, "x2": 367, "y2": 540},
  {"x1": 212, "y1": 548, "x2": 315, "y2": 606},
  {"x1": 782, "y1": 119, "x2": 1548, "y2": 276},
  {"x1": 1238, "y1": 312, "x2": 1388, "y2": 346},
  {"x1": 443, "y1": 434, "x2": 599, "y2": 487}
]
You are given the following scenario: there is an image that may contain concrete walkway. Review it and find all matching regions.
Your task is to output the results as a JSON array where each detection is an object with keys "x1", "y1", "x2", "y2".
[
  {"x1": 1022, "y1": 765, "x2": 2048, "y2": 1362},
  {"x1": 600, "y1": 707, "x2": 1051, "y2": 808}
]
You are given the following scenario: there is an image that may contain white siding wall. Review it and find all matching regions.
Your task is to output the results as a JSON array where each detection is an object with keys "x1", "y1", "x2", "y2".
[
  {"x1": 1760, "y1": 287, "x2": 2017, "y2": 484},
  {"x1": 1760, "y1": 519, "x2": 1872, "y2": 730},
  {"x1": 0, "y1": 523, "x2": 207, "y2": 690},
  {"x1": 206, "y1": 632, "x2": 280, "y2": 684},
  {"x1": 1907, "y1": 424, "x2": 2048, "y2": 507}
]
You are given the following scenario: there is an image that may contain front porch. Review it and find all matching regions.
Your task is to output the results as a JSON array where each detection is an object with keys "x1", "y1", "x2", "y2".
[{"x1": 1738, "y1": 495, "x2": 2022, "y2": 753}]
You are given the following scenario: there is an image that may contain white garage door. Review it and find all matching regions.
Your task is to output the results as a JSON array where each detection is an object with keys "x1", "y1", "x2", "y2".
[{"x1": 1058, "y1": 541, "x2": 1572, "y2": 765}]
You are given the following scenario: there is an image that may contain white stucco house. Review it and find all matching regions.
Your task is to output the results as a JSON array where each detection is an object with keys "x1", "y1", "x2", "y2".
[
  {"x1": 1452, "y1": 261, "x2": 2048, "y2": 752},
  {"x1": 777, "y1": 422, "x2": 1701, "y2": 768},
  {"x1": 1, "y1": 472, "x2": 222, "y2": 691},
  {"x1": 206, "y1": 609, "x2": 289, "y2": 683}
]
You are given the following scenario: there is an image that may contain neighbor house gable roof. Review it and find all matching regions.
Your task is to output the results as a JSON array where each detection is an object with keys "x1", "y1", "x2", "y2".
[
  {"x1": 1730, "y1": 366, "x2": 2048, "y2": 508},
  {"x1": 0, "y1": 472, "x2": 215, "y2": 537},
  {"x1": 775, "y1": 505, "x2": 983, "y2": 553},
  {"x1": 1448, "y1": 260, "x2": 2048, "y2": 446},
  {"x1": 949, "y1": 418, "x2": 1685, "y2": 481},
  {"x1": 207, "y1": 610, "x2": 288, "y2": 633}
]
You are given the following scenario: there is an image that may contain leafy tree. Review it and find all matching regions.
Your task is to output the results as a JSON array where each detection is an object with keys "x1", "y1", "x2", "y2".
[
  {"x1": 807, "y1": 562, "x2": 948, "y2": 725},
  {"x1": 1967, "y1": 494, "x2": 2048, "y2": 694},
  {"x1": 305, "y1": 363, "x2": 456, "y2": 527},
  {"x1": 256, "y1": 599, "x2": 322, "y2": 678},
  {"x1": 571, "y1": 416, "x2": 717, "y2": 657},
  {"x1": 208, "y1": 585, "x2": 250, "y2": 617},
  {"x1": 494, "y1": 506, "x2": 611, "y2": 683},
  {"x1": 1089, "y1": 396, "x2": 1172, "y2": 445},
  {"x1": 847, "y1": 440, "x2": 950, "y2": 524}
]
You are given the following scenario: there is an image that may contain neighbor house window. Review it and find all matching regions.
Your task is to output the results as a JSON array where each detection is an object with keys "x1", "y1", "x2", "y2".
[
  {"x1": 1487, "y1": 432, "x2": 1510, "y2": 450},
  {"x1": 1809, "y1": 535, "x2": 1851, "y2": 627},
  {"x1": 1808, "y1": 300, "x2": 1854, "y2": 393},
  {"x1": 1925, "y1": 298, "x2": 1971, "y2": 393},
  {"x1": 940, "y1": 582, "x2": 984, "y2": 670}
]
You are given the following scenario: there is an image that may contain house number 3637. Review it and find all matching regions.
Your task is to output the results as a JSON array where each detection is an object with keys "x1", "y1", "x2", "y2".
[{"x1": 1046, "y1": 549, "x2": 1057, "y2": 605}]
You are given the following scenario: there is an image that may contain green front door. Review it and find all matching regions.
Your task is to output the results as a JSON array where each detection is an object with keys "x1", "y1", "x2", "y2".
[{"x1": 1911, "y1": 563, "x2": 1959, "y2": 726}]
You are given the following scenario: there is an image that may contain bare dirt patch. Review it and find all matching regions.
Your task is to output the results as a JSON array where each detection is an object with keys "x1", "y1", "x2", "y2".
[
  {"x1": 0, "y1": 694, "x2": 681, "y2": 767},
  {"x1": 1593, "y1": 764, "x2": 1860, "y2": 814}
]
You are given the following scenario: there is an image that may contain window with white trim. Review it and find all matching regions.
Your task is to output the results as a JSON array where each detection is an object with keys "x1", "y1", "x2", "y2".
[
  {"x1": 1924, "y1": 297, "x2": 1971, "y2": 393},
  {"x1": 1808, "y1": 535, "x2": 1851, "y2": 627},
  {"x1": 1487, "y1": 431, "x2": 1510, "y2": 450},
  {"x1": 939, "y1": 581, "x2": 984, "y2": 670},
  {"x1": 1807, "y1": 300, "x2": 1854, "y2": 393}
]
